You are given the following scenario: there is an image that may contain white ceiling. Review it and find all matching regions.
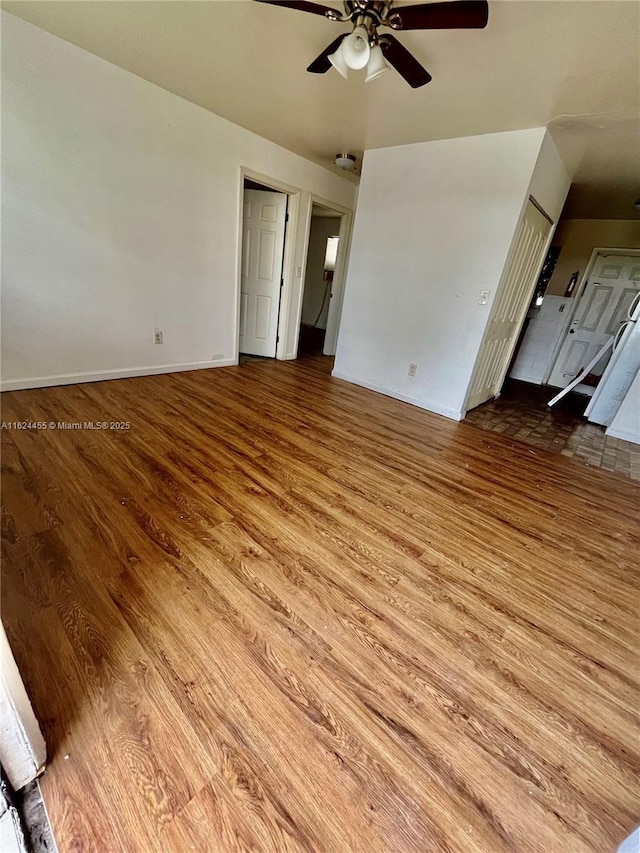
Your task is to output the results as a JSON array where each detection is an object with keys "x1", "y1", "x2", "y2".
[{"x1": 4, "y1": 0, "x2": 639, "y2": 218}]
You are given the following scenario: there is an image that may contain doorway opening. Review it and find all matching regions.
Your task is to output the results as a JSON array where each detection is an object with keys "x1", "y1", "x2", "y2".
[
  {"x1": 236, "y1": 171, "x2": 353, "y2": 364},
  {"x1": 465, "y1": 245, "x2": 640, "y2": 464},
  {"x1": 547, "y1": 250, "x2": 640, "y2": 395},
  {"x1": 506, "y1": 248, "x2": 640, "y2": 411},
  {"x1": 239, "y1": 178, "x2": 290, "y2": 360},
  {"x1": 296, "y1": 198, "x2": 352, "y2": 360},
  {"x1": 298, "y1": 204, "x2": 341, "y2": 357}
]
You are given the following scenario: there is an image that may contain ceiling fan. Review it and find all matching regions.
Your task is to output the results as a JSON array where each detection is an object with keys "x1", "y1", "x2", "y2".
[{"x1": 255, "y1": 0, "x2": 489, "y2": 88}]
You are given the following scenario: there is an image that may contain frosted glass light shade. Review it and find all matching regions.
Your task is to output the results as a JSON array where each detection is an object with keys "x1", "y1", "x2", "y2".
[
  {"x1": 324, "y1": 236, "x2": 339, "y2": 272},
  {"x1": 365, "y1": 45, "x2": 388, "y2": 82},
  {"x1": 334, "y1": 153, "x2": 356, "y2": 169},
  {"x1": 329, "y1": 43, "x2": 350, "y2": 78},
  {"x1": 342, "y1": 26, "x2": 370, "y2": 70}
]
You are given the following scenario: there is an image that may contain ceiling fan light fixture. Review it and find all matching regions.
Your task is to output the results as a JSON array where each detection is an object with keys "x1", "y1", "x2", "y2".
[
  {"x1": 365, "y1": 44, "x2": 388, "y2": 82},
  {"x1": 342, "y1": 25, "x2": 371, "y2": 70},
  {"x1": 328, "y1": 42, "x2": 350, "y2": 78},
  {"x1": 260, "y1": 0, "x2": 490, "y2": 89}
]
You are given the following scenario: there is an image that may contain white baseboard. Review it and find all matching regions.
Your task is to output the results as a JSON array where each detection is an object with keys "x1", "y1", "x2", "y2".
[
  {"x1": 331, "y1": 369, "x2": 464, "y2": 421},
  {"x1": 605, "y1": 425, "x2": 640, "y2": 445},
  {"x1": 1, "y1": 358, "x2": 237, "y2": 392}
]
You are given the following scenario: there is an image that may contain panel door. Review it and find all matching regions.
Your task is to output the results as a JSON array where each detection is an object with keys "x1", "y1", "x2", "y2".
[
  {"x1": 465, "y1": 200, "x2": 552, "y2": 411},
  {"x1": 239, "y1": 189, "x2": 287, "y2": 357},
  {"x1": 548, "y1": 255, "x2": 640, "y2": 388}
]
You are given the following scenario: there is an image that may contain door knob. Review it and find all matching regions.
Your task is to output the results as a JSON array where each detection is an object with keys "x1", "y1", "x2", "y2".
[{"x1": 569, "y1": 329, "x2": 575, "y2": 334}]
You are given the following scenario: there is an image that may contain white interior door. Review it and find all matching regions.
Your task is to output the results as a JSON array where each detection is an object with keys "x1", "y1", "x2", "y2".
[
  {"x1": 548, "y1": 254, "x2": 640, "y2": 388},
  {"x1": 240, "y1": 189, "x2": 287, "y2": 357},
  {"x1": 465, "y1": 199, "x2": 552, "y2": 411}
]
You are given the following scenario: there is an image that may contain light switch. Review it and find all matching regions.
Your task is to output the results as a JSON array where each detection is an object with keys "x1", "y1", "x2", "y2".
[
  {"x1": 479, "y1": 290, "x2": 490, "y2": 305},
  {"x1": 296, "y1": 266, "x2": 302, "y2": 278}
]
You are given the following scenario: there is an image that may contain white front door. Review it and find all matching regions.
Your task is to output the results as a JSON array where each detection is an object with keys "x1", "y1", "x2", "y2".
[
  {"x1": 548, "y1": 254, "x2": 640, "y2": 389},
  {"x1": 465, "y1": 199, "x2": 552, "y2": 411},
  {"x1": 239, "y1": 189, "x2": 288, "y2": 357}
]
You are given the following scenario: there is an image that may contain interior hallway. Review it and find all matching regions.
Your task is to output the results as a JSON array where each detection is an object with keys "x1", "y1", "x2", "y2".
[
  {"x1": 1, "y1": 355, "x2": 638, "y2": 852},
  {"x1": 465, "y1": 378, "x2": 640, "y2": 481}
]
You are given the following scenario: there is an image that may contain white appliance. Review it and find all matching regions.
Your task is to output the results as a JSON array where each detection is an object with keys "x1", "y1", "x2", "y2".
[{"x1": 585, "y1": 292, "x2": 640, "y2": 426}]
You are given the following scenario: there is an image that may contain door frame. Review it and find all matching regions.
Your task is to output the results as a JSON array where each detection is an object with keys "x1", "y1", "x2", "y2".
[
  {"x1": 235, "y1": 170, "x2": 353, "y2": 362},
  {"x1": 236, "y1": 168, "x2": 300, "y2": 361},
  {"x1": 543, "y1": 246, "x2": 640, "y2": 385},
  {"x1": 293, "y1": 195, "x2": 353, "y2": 358},
  {"x1": 1, "y1": 622, "x2": 46, "y2": 791}
]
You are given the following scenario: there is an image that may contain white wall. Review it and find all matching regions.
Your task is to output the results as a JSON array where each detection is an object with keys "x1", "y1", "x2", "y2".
[
  {"x1": 606, "y1": 369, "x2": 640, "y2": 445},
  {"x1": 333, "y1": 127, "x2": 560, "y2": 420},
  {"x1": 301, "y1": 217, "x2": 340, "y2": 330},
  {"x1": 526, "y1": 131, "x2": 571, "y2": 227},
  {"x1": 462, "y1": 130, "x2": 570, "y2": 405},
  {"x1": 1, "y1": 13, "x2": 356, "y2": 390}
]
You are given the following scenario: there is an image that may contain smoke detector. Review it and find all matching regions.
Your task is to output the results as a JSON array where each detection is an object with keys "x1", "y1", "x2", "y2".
[{"x1": 335, "y1": 153, "x2": 357, "y2": 170}]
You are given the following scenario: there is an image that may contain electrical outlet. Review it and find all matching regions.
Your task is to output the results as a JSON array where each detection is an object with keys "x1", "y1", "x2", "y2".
[
  {"x1": 478, "y1": 290, "x2": 490, "y2": 305},
  {"x1": 408, "y1": 363, "x2": 417, "y2": 377},
  {"x1": 154, "y1": 330, "x2": 163, "y2": 344}
]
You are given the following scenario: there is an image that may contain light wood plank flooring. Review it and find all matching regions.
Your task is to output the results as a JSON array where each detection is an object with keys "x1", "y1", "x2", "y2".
[{"x1": 2, "y1": 355, "x2": 639, "y2": 852}]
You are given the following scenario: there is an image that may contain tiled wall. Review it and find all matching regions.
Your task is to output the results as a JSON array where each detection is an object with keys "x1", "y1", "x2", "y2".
[{"x1": 510, "y1": 296, "x2": 573, "y2": 384}]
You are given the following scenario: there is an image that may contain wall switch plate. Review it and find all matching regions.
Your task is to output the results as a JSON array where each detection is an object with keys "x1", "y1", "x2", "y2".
[
  {"x1": 408, "y1": 363, "x2": 417, "y2": 377},
  {"x1": 154, "y1": 330, "x2": 163, "y2": 344},
  {"x1": 479, "y1": 290, "x2": 490, "y2": 305}
]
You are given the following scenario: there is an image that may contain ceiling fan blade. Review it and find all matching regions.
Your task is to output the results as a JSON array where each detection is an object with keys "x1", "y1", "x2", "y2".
[
  {"x1": 380, "y1": 35, "x2": 432, "y2": 88},
  {"x1": 307, "y1": 34, "x2": 347, "y2": 73},
  {"x1": 255, "y1": 0, "x2": 338, "y2": 18},
  {"x1": 389, "y1": 1, "x2": 489, "y2": 30}
]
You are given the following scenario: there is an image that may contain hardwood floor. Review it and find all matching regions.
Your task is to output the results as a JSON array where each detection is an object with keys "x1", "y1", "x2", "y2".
[{"x1": 1, "y1": 355, "x2": 638, "y2": 852}]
